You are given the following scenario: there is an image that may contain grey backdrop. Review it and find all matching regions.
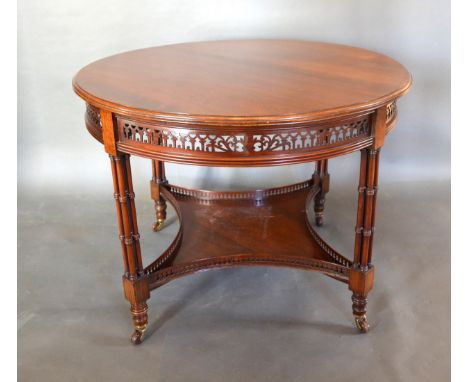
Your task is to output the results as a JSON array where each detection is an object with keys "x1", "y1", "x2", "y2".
[{"x1": 18, "y1": 1, "x2": 450, "y2": 381}]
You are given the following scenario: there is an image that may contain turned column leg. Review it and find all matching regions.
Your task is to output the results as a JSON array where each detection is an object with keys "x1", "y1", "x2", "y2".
[
  {"x1": 349, "y1": 148, "x2": 379, "y2": 333},
  {"x1": 151, "y1": 160, "x2": 168, "y2": 232},
  {"x1": 351, "y1": 293, "x2": 370, "y2": 332},
  {"x1": 313, "y1": 159, "x2": 330, "y2": 226},
  {"x1": 110, "y1": 154, "x2": 150, "y2": 344}
]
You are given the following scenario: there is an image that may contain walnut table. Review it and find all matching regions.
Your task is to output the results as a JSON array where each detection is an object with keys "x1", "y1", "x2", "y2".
[{"x1": 73, "y1": 40, "x2": 411, "y2": 344}]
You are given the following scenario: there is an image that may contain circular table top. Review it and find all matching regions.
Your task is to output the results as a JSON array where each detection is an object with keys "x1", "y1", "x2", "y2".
[{"x1": 73, "y1": 40, "x2": 411, "y2": 125}]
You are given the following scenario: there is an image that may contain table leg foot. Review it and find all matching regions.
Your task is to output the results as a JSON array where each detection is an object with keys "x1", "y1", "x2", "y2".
[
  {"x1": 130, "y1": 302, "x2": 148, "y2": 345},
  {"x1": 152, "y1": 221, "x2": 164, "y2": 232},
  {"x1": 152, "y1": 197, "x2": 167, "y2": 232},
  {"x1": 152, "y1": 217, "x2": 165, "y2": 232},
  {"x1": 351, "y1": 292, "x2": 369, "y2": 333},
  {"x1": 314, "y1": 204, "x2": 324, "y2": 227},
  {"x1": 131, "y1": 326, "x2": 147, "y2": 345},
  {"x1": 354, "y1": 314, "x2": 370, "y2": 333}
]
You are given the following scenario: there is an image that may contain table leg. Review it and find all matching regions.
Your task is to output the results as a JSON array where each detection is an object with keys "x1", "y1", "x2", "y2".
[
  {"x1": 349, "y1": 148, "x2": 380, "y2": 333},
  {"x1": 151, "y1": 160, "x2": 167, "y2": 232},
  {"x1": 110, "y1": 154, "x2": 150, "y2": 344},
  {"x1": 312, "y1": 159, "x2": 330, "y2": 226}
]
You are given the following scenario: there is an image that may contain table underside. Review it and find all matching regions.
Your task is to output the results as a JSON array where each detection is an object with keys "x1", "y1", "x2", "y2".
[{"x1": 144, "y1": 181, "x2": 352, "y2": 290}]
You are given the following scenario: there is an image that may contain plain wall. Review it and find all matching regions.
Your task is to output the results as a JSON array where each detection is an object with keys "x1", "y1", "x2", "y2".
[{"x1": 18, "y1": 0, "x2": 450, "y2": 193}]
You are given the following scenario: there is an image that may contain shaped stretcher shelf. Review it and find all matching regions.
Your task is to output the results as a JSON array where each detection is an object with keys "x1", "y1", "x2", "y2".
[{"x1": 144, "y1": 180, "x2": 353, "y2": 289}]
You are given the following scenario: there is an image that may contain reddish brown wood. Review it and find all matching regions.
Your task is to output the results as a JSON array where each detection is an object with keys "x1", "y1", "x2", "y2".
[
  {"x1": 113, "y1": 112, "x2": 374, "y2": 166},
  {"x1": 350, "y1": 260, "x2": 375, "y2": 332},
  {"x1": 100, "y1": 110, "x2": 117, "y2": 156},
  {"x1": 373, "y1": 106, "x2": 389, "y2": 149},
  {"x1": 145, "y1": 182, "x2": 350, "y2": 289},
  {"x1": 150, "y1": 160, "x2": 167, "y2": 232},
  {"x1": 112, "y1": 154, "x2": 149, "y2": 344},
  {"x1": 313, "y1": 160, "x2": 330, "y2": 226},
  {"x1": 353, "y1": 150, "x2": 367, "y2": 264},
  {"x1": 73, "y1": 40, "x2": 411, "y2": 123},
  {"x1": 368, "y1": 150, "x2": 381, "y2": 265},
  {"x1": 122, "y1": 277, "x2": 149, "y2": 344},
  {"x1": 109, "y1": 155, "x2": 129, "y2": 274},
  {"x1": 73, "y1": 40, "x2": 411, "y2": 343},
  {"x1": 349, "y1": 144, "x2": 381, "y2": 332},
  {"x1": 109, "y1": 154, "x2": 149, "y2": 344},
  {"x1": 101, "y1": 108, "x2": 149, "y2": 343}
]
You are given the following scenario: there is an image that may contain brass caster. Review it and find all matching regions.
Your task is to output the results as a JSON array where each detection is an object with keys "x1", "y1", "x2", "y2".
[
  {"x1": 131, "y1": 327, "x2": 146, "y2": 345},
  {"x1": 152, "y1": 220, "x2": 164, "y2": 232},
  {"x1": 354, "y1": 315, "x2": 370, "y2": 333},
  {"x1": 315, "y1": 216, "x2": 323, "y2": 227}
]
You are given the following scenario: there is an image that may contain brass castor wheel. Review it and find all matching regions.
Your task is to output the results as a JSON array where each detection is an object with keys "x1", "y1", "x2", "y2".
[
  {"x1": 315, "y1": 215, "x2": 323, "y2": 227},
  {"x1": 152, "y1": 219, "x2": 164, "y2": 232},
  {"x1": 131, "y1": 328, "x2": 146, "y2": 345},
  {"x1": 354, "y1": 315, "x2": 370, "y2": 333}
]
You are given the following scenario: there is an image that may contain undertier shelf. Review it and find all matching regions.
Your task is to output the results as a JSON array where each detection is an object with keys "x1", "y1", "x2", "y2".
[{"x1": 144, "y1": 181, "x2": 352, "y2": 289}]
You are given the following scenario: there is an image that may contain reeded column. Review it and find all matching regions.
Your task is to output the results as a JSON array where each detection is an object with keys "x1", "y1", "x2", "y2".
[
  {"x1": 349, "y1": 105, "x2": 386, "y2": 333},
  {"x1": 101, "y1": 109, "x2": 149, "y2": 344},
  {"x1": 349, "y1": 148, "x2": 379, "y2": 332},
  {"x1": 313, "y1": 159, "x2": 330, "y2": 226},
  {"x1": 151, "y1": 160, "x2": 168, "y2": 232},
  {"x1": 110, "y1": 154, "x2": 149, "y2": 344}
]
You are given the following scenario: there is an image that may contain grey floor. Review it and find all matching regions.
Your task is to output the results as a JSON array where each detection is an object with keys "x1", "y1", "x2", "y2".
[{"x1": 18, "y1": 180, "x2": 450, "y2": 382}]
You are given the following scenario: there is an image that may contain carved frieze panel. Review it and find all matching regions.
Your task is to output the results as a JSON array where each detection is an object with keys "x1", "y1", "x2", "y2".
[
  {"x1": 120, "y1": 122, "x2": 246, "y2": 153},
  {"x1": 386, "y1": 101, "x2": 397, "y2": 123},
  {"x1": 116, "y1": 115, "x2": 371, "y2": 155},
  {"x1": 86, "y1": 104, "x2": 101, "y2": 127},
  {"x1": 251, "y1": 119, "x2": 369, "y2": 152}
]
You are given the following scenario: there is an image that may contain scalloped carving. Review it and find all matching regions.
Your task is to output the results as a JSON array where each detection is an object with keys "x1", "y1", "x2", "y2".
[
  {"x1": 386, "y1": 101, "x2": 397, "y2": 123},
  {"x1": 117, "y1": 115, "x2": 371, "y2": 155},
  {"x1": 167, "y1": 180, "x2": 313, "y2": 203},
  {"x1": 305, "y1": 188, "x2": 353, "y2": 267},
  {"x1": 306, "y1": 222, "x2": 353, "y2": 267},
  {"x1": 84, "y1": 104, "x2": 103, "y2": 142},
  {"x1": 121, "y1": 123, "x2": 246, "y2": 153},
  {"x1": 252, "y1": 119, "x2": 370, "y2": 152},
  {"x1": 143, "y1": 181, "x2": 352, "y2": 289},
  {"x1": 148, "y1": 255, "x2": 349, "y2": 289},
  {"x1": 86, "y1": 104, "x2": 101, "y2": 127},
  {"x1": 144, "y1": 187, "x2": 183, "y2": 274}
]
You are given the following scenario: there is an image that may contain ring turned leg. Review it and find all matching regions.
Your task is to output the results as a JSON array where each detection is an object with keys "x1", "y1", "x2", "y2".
[
  {"x1": 110, "y1": 154, "x2": 150, "y2": 344},
  {"x1": 352, "y1": 293, "x2": 369, "y2": 333},
  {"x1": 130, "y1": 302, "x2": 149, "y2": 344},
  {"x1": 313, "y1": 159, "x2": 330, "y2": 226},
  {"x1": 151, "y1": 160, "x2": 167, "y2": 232},
  {"x1": 349, "y1": 148, "x2": 380, "y2": 333}
]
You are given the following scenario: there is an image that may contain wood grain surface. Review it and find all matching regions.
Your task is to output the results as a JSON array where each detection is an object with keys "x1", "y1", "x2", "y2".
[
  {"x1": 73, "y1": 40, "x2": 411, "y2": 124},
  {"x1": 73, "y1": 40, "x2": 412, "y2": 343}
]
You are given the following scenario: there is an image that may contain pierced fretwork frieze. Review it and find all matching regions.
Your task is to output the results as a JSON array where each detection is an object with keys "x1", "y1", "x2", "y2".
[
  {"x1": 120, "y1": 122, "x2": 246, "y2": 153},
  {"x1": 147, "y1": 255, "x2": 350, "y2": 289},
  {"x1": 86, "y1": 104, "x2": 101, "y2": 127},
  {"x1": 117, "y1": 115, "x2": 371, "y2": 154},
  {"x1": 168, "y1": 180, "x2": 313, "y2": 203},
  {"x1": 386, "y1": 101, "x2": 397, "y2": 123},
  {"x1": 84, "y1": 104, "x2": 103, "y2": 142},
  {"x1": 252, "y1": 119, "x2": 369, "y2": 152}
]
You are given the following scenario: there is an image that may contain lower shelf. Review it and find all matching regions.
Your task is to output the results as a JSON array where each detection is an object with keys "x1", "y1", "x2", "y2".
[{"x1": 144, "y1": 181, "x2": 352, "y2": 289}]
